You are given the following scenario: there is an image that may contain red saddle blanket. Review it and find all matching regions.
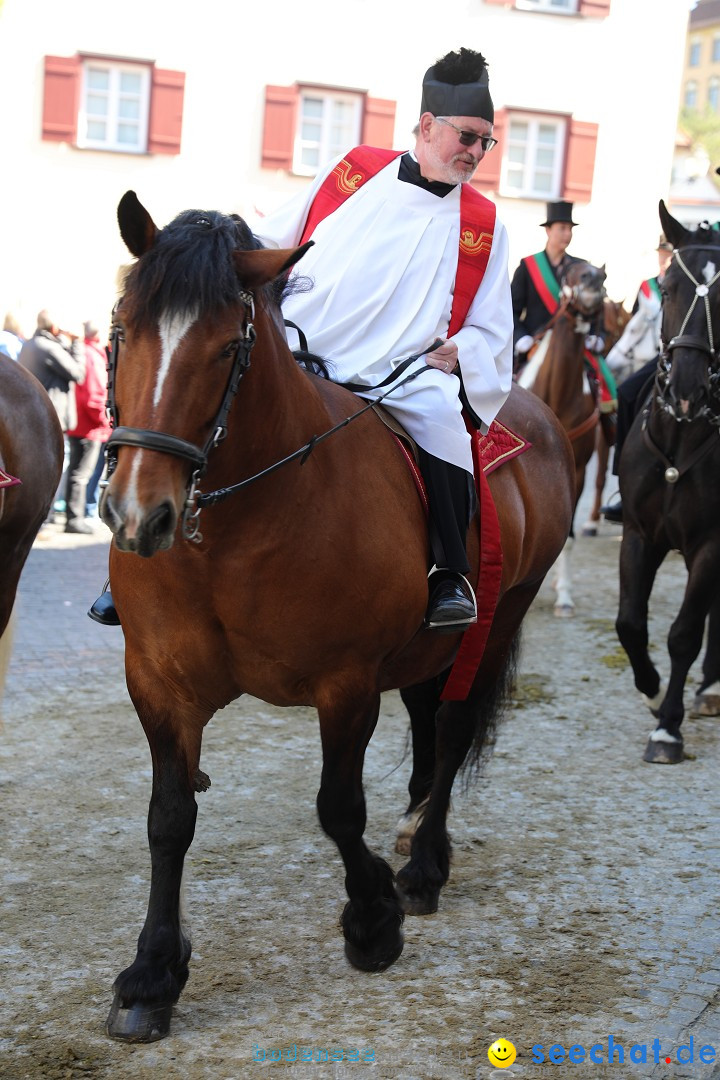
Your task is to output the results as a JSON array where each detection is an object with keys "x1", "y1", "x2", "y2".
[
  {"x1": 0, "y1": 468, "x2": 21, "y2": 489},
  {"x1": 393, "y1": 419, "x2": 531, "y2": 702}
]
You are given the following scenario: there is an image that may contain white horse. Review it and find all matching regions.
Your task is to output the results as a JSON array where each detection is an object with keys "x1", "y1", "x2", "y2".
[{"x1": 606, "y1": 285, "x2": 661, "y2": 382}]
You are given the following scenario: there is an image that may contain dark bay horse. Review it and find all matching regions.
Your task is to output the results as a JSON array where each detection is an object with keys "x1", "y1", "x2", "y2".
[
  {"x1": 617, "y1": 201, "x2": 720, "y2": 764},
  {"x1": 99, "y1": 192, "x2": 575, "y2": 1041},
  {"x1": 0, "y1": 356, "x2": 63, "y2": 693},
  {"x1": 518, "y1": 260, "x2": 607, "y2": 614}
]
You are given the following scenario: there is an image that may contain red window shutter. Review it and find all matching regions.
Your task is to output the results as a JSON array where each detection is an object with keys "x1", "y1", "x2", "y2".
[
  {"x1": 148, "y1": 68, "x2": 185, "y2": 155},
  {"x1": 562, "y1": 118, "x2": 598, "y2": 202},
  {"x1": 262, "y1": 85, "x2": 298, "y2": 170},
  {"x1": 361, "y1": 96, "x2": 396, "y2": 149},
  {"x1": 42, "y1": 55, "x2": 81, "y2": 143},
  {"x1": 471, "y1": 107, "x2": 507, "y2": 193},
  {"x1": 579, "y1": 0, "x2": 611, "y2": 14}
]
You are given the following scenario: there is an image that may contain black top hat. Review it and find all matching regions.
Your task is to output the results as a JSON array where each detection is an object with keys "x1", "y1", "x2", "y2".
[{"x1": 541, "y1": 201, "x2": 578, "y2": 227}]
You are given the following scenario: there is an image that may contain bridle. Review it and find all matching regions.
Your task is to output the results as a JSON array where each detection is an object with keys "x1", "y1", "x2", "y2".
[
  {"x1": 105, "y1": 289, "x2": 257, "y2": 541},
  {"x1": 642, "y1": 243, "x2": 720, "y2": 484},
  {"x1": 654, "y1": 244, "x2": 720, "y2": 428}
]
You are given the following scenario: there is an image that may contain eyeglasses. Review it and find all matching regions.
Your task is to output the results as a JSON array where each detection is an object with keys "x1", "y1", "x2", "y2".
[{"x1": 435, "y1": 116, "x2": 497, "y2": 152}]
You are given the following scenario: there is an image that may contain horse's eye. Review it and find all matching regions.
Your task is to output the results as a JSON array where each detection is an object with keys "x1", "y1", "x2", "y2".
[{"x1": 221, "y1": 341, "x2": 239, "y2": 359}]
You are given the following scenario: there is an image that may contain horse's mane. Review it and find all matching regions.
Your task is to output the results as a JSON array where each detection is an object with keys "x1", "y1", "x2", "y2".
[{"x1": 123, "y1": 210, "x2": 263, "y2": 330}]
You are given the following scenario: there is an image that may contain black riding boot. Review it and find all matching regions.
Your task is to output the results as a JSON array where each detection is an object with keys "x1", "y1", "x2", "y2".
[
  {"x1": 88, "y1": 583, "x2": 120, "y2": 626},
  {"x1": 417, "y1": 450, "x2": 477, "y2": 633}
]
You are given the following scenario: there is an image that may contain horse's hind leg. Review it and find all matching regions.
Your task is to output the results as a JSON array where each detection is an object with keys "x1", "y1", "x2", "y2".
[
  {"x1": 107, "y1": 686, "x2": 208, "y2": 1041},
  {"x1": 692, "y1": 595, "x2": 720, "y2": 716},
  {"x1": 316, "y1": 689, "x2": 404, "y2": 972}
]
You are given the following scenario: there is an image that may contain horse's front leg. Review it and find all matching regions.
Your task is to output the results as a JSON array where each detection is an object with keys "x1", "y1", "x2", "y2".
[
  {"x1": 648, "y1": 554, "x2": 720, "y2": 763},
  {"x1": 616, "y1": 526, "x2": 666, "y2": 712},
  {"x1": 107, "y1": 689, "x2": 208, "y2": 1041},
  {"x1": 316, "y1": 690, "x2": 404, "y2": 972},
  {"x1": 395, "y1": 676, "x2": 443, "y2": 856},
  {"x1": 552, "y1": 535, "x2": 574, "y2": 616}
]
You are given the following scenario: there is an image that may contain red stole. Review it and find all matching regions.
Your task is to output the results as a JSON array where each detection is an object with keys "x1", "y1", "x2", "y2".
[{"x1": 298, "y1": 145, "x2": 497, "y2": 336}]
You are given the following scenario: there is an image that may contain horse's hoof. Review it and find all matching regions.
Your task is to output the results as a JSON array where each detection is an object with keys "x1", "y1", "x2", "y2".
[
  {"x1": 106, "y1": 993, "x2": 173, "y2": 1042},
  {"x1": 642, "y1": 738, "x2": 684, "y2": 765},
  {"x1": 344, "y1": 932, "x2": 404, "y2": 972},
  {"x1": 690, "y1": 693, "x2": 720, "y2": 718},
  {"x1": 396, "y1": 883, "x2": 439, "y2": 916},
  {"x1": 553, "y1": 604, "x2": 575, "y2": 619}
]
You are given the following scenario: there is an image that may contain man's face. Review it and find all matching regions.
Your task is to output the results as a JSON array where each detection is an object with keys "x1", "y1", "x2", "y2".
[
  {"x1": 545, "y1": 221, "x2": 573, "y2": 253},
  {"x1": 416, "y1": 113, "x2": 494, "y2": 184}
]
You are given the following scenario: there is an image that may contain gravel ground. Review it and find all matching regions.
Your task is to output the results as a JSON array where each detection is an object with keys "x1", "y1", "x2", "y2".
[{"x1": 1, "y1": 468, "x2": 719, "y2": 1080}]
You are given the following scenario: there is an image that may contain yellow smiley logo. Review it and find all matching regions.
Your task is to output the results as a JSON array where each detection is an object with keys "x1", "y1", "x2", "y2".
[{"x1": 488, "y1": 1038, "x2": 517, "y2": 1068}]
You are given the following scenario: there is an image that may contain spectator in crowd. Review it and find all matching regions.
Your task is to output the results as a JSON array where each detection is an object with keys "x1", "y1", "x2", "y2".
[
  {"x1": 0, "y1": 313, "x2": 25, "y2": 361},
  {"x1": 64, "y1": 321, "x2": 112, "y2": 534}
]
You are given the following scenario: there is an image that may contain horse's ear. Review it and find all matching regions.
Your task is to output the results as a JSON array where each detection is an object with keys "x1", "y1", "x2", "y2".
[
  {"x1": 659, "y1": 199, "x2": 690, "y2": 250},
  {"x1": 118, "y1": 191, "x2": 158, "y2": 257},
  {"x1": 232, "y1": 241, "x2": 314, "y2": 289}
]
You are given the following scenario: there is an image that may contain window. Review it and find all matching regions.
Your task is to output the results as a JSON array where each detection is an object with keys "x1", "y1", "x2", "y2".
[
  {"x1": 516, "y1": 0, "x2": 577, "y2": 11},
  {"x1": 261, "y1": 84, "x2": 396, "y2": 173},
  {"x1": 710, "y1": 77, "x2": 720, "y2": 112},
  {"x1": 293, "y1": 90, "x2": 362, "y2": 175},
  {"x1": 42, "y1": 55, "x2": 185, "y2": 155},
  {"x1": 689, "y1": 40, "x2": 701, "y2": 66},
  {"x1": 502, "y1": 115, "x2": 565, "y2": 198},
  {"x1": 78, "y1": 61, "x2": 150, "y2": 153},
  {"x1": 685, "y1": 80, "x2": 698, "y2": 108},
  {"x1": 713, "y1": 36, "x2": 720, "y2": 62}
]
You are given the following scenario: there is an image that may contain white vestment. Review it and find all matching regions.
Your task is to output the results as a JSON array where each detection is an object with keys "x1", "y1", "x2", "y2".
[{"x1": 253, "y1": 153, "x2": 513, "y2": 473}]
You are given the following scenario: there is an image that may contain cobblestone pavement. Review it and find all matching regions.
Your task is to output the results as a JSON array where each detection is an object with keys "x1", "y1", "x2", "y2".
[{"x1": 1, "y1": 478, "x2": 720, "y2": 1080}]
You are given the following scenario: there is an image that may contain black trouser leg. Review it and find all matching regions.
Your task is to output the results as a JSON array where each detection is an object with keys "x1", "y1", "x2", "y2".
[{"x1": 416, "y1": 449, "x2": 475, "y2": 575}]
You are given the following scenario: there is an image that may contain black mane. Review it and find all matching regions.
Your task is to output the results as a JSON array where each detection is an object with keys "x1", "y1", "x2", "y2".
[{"x1": 123, "y1": 210, "x2": 261, "y2": 330}]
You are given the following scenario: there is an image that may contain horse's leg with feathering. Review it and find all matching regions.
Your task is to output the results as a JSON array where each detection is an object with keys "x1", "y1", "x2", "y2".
[
  {"x1": 692, "y1": 593, "x2": 720, "y2": 716},
  {"x1": 315, "y1": 686, "x2": 404, "y2": 972},
  {"x1": 395, "y1": 591, "x2": 528, "y2": 916},
  {"x1": 646, "y1": 547, "x2": 720, "y2": 763},
  {"x1": 395, "y1": 676, "x2": 445, "y2": 857},
  {"x1": 106, "y1": 663, "x2": 210, "y2": 1041}
]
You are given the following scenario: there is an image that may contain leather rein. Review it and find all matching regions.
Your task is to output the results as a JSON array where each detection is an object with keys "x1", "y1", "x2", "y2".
[{"x1": 105, "y1": 291, "x2": 439, "y2": 543}]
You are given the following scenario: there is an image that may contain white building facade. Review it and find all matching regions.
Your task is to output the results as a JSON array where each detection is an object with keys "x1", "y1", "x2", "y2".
[{"x1": 0, "y1": 0, "x2": 689, "y2": 336}]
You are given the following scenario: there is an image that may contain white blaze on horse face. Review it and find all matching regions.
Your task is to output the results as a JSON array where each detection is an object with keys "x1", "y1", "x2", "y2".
[
  {"x1": 154, "y1": 309, "x2": 198, "y2": 408},
  {"x1": 702, "y1": 260, "x2": 717, "y2": 284}
]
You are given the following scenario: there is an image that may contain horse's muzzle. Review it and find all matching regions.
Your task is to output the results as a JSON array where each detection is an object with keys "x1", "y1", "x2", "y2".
[{"x1": 100, "y1": 488, "x2": 178, "y2": 557}]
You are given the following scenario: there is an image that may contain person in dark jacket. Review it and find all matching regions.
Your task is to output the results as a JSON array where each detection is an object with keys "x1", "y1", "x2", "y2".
[{"x1": 19, "y1": 310, "x2": 85, "y2": 432}]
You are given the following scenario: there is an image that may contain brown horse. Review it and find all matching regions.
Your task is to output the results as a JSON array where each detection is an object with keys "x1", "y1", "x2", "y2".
[
  {"x1": 582, "y1": 298, "x2": 631, "y2": 536},
  {"x1": 518, "y1": 260, "x2": 607, "y2": 614},
  {"x1": 99, "y1": 192, "x2": 575, "y2": 1041},
  {"x1": 0, "y1": 355, "x2": 63, "y2": 697}
]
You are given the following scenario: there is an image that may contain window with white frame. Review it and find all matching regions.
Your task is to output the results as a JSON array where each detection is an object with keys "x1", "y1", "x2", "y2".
[
  {"x1": 713, "y1": 36, "x2": 720, "y2": 62},
  {"x1": 710, "y1": 77, "x2": 720, "y2": 111},
  {"x1": 685, "y1": 80, "x2": 698, "y2": 109},
  {"x1": 78, "y1": 60, "x2": 150, "y2": 152},
  {"x1": 689, "y1": 40, "x2": 702, "y2": 67},
  {"x1": 293, "y1": 90, "x2": 362, "y2": 175},
  {"x1": 516, "y1": 0, "x2": 578, "y2": 13},
  {"x1": 501, "y1": 115, "x2": 565, "y2": 199}
]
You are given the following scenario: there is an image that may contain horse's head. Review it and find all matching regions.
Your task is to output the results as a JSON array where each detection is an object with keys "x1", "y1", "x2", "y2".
[
  {"x1": 101, "y1": 191, "x2": 311, "y2": 556},
  {"x1": 606, "y1": 290, "x2": 661, "y2": 377},
  {"x1": 560, "y1": 261, "x2": 607, "y2": 320},
  {"x1": 657, "y1": 199, "x2": 720, "y2": 421}
]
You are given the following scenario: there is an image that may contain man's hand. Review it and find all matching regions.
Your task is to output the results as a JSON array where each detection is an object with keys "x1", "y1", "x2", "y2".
[
  {"x1": 584, "y1": 334, "x2": 605, "y2": 353},
  {"x1": 427, "y1": 340, "x2": 459, "y2": 374},
  {"x1": 514, "y1": 334, "x2": 535, "y2": 356}
]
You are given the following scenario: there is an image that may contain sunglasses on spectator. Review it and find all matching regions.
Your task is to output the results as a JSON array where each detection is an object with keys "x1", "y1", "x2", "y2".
[{"x1": 435, "y1": 117, "x2": 498, "y2": 152}]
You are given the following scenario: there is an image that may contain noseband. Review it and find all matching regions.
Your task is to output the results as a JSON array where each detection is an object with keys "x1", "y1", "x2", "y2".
[{"x1": 105, "y1": 290, "x2": 257, "y2": 541}]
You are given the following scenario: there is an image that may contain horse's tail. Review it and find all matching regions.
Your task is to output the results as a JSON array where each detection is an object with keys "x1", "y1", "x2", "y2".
[
  {"x1": 0, "y1": 604, "x2": 16, "y2": 727},
  {"x1": 459, "y1": 630, "x2": 522, "y2": 784}
]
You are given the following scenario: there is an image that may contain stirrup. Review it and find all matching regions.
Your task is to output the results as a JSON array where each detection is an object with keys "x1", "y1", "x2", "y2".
[{"x1": 88, "y1": 580, "x2": 120, "y2": 626}]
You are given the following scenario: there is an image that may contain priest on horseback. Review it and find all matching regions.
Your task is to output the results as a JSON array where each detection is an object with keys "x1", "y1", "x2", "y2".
[{"x1": 252, "y1": 48, "x2": 513, "y2": 633}]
